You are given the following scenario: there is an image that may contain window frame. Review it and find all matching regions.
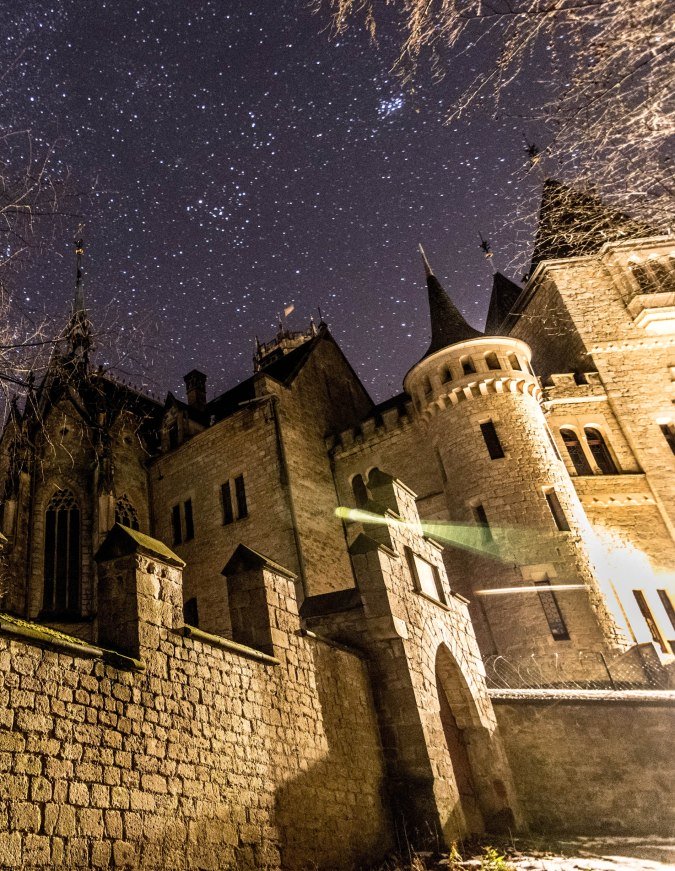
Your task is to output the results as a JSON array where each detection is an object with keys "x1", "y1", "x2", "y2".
[{"x1": 404, "y1": 547, "x2": 447, "y2": 605}]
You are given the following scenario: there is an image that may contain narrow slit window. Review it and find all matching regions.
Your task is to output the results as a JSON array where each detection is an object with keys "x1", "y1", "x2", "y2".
[
  {"x1": 657, "y1": 590, "x2": 675, "y2": 632},
  {"x1": 435, "y1": 449, "x2": 447, "y2": 484},
  {"x1": 171, "y1": 504, "x2": 182, "y2": 545},
  {"x1": 561, "y1": 429, "x2": 593, "y2": 476},
  {"x1": 659, "y1": 423, "x2": 675, "y2": 455},
  {"x1": 234, "y1": 475, "x2": 248, "y2": 519},
  {"x1": 507, "y1": 353, "x2": 522, "y2": 371},
  {"x1": 535, "y1": 580, "x2": 570, "y2": 640},
  {"x1": 585, "y1": 428, "x2": 618, "y2": 474},
  {"x1": 485, "y1": 352, "x2": 500, "y2": 370},
  {"x1": 545, "y1": 490, "x2": 570, "y2": 531},
  {"x1": 222, "y1": 481, "x2": 234, "y2": 525},
  {"x1": 633, "y1": 590, "x2": 668, "y2": 653},
  {"x1": 184, "y1": 499, "x2": 194, "y2": 540},
  {"x1": 472, "y1": 503, "x2": 493, "y2": 543},
  {"x1": 183, "y1": 597, "x2": 199, "y2": 627},
  {"x1": 352, "y1": 474, "x2": 369, "y2": 507},
  {"x1": 460, "y1": 356, "x2": 476, "y2": 375},
  {"x1": 480, "y1": 420, "x2": 505, "y2": 459}
]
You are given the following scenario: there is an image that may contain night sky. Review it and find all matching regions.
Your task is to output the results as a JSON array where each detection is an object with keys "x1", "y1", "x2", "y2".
[{"x1": 4, "y1": 0, "x2": 548, "y2": 403}]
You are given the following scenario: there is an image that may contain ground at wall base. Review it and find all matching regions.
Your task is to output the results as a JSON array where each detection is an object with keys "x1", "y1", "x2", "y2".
[{"x1": 370, "y1": 836, "x2": 675, "y2": 871}]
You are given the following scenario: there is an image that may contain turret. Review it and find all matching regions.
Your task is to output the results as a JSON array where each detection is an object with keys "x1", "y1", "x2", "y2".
[{"x1": 404, "y1": 247, "x2": 629, "y2": 681}]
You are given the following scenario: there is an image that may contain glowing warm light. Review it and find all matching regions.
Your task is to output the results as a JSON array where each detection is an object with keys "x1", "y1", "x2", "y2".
[{"x1": 475, "y1": 585, "x2": 586, "y2": 596}]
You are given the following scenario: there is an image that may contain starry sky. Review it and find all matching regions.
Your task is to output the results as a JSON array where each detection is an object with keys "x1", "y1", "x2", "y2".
[{"x1": 3, "y1": 0, "x2": 549, "y2": 403}]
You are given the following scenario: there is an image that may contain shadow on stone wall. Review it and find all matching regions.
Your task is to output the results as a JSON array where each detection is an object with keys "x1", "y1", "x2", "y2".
[{"x1": 274, "y1": 637, "x2": 392, "y2": 870}]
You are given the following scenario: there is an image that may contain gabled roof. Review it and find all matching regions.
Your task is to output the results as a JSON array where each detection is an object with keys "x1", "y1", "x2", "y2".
[
  {"x1": 529, "y1": 179, "x2": 654, "y2": 276},
  {"x1": 484, "y1": 272, "x2": 523, "y2": 335}
]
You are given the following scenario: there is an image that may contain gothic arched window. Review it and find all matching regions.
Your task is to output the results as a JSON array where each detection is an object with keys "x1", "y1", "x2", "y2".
[
  {"x1": 115, "y1": 495, "x2": 140, "y2": 530},
  {"x1": 585, "y1": 428, "x2": 618, "y2": 475},
  {"x1": 561, "y1": 429, "x2": 593, "y2": 476},
  {"x1": 43, "y1": 489, "x2": 80, "y2": 616}
]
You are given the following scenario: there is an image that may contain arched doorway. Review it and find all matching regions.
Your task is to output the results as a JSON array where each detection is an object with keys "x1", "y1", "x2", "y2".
[{"x1": 435, "y1": 645, "x2": 484, "y2": 833}]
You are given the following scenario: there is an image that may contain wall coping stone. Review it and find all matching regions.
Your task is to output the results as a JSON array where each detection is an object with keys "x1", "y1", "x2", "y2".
[
  {"x1": 0, "y1": 612, "x2": 144, "y2": 671},
  {"x1": 490, "y1": 688, "x2": 675, "y2": 704},
  {"x1": 180, "y1": 624, "x2": 281, "y2": 664},
  {"x1": 221, "y1": 542, "x2": 297, "y2": 579},
  {"x1": 94, "y1": 523, "x2": 185, "y2": 567}
]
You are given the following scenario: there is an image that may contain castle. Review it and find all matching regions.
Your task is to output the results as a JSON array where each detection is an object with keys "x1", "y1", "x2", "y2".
[{"x1": 0, "y1": 180, "x2": 672, "y2": 869}]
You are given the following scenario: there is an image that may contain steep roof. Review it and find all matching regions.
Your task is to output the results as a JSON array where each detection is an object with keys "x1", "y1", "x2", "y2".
[
  {"x1": 484, "y1": 272, "x2": 523, "y2": 335},
  {"x1": 529, "y1": 179, "x2": 654, "y2": 276},
  {"x1": 418, "y1": 246, "x2": 482, "y2": 356}
]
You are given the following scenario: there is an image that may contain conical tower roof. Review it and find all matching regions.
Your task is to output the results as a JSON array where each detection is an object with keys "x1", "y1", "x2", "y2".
[
  {"x1": 418, "y1": 245, "x2": 482, "y2": 357},
  {"x1": 529, "y1": 179, "x2": 653, "y2": 276},
  {"x1": 484, "y1": 272, "x2": 522, "y2": 335}
]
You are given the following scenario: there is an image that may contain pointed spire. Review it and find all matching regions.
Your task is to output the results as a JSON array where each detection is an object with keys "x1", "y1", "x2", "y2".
[
  {"x1": 74, "y1": 236, "x2": 85, "y2": 313},
  {"x1": 65, "y1": 234, "x2": 91, "y2": 364},
  {"x1": 417, "y1": 244, "x2": 482, "y2": 356},
  {"x1": 485, "y1": 272, "x2": 523, "y2": 335},
  {"x1": 529, "y1": 179, "x2": 653, "y2": 277}
]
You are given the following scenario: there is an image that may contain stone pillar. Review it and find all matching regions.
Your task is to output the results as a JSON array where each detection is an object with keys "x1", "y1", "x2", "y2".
[
  {"x1": 94, "y1": 523, "x2": 185, "y2": 658},
  {"x1": 222, "y1": 543, "x2": 299, "y2": 658}
]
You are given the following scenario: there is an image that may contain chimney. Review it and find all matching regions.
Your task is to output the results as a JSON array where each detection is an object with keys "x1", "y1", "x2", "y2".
[{"x1": 184, "y1": 369, "x2": 207, "y2": 412}]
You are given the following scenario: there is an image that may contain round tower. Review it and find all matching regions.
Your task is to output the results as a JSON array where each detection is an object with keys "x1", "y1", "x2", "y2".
[{"x1": 405, "y1": 248, "x2": 628, "y2": 681}]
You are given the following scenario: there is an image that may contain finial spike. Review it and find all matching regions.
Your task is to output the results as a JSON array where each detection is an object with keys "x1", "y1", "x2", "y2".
[{"x1": 418, "y1": 243, "x2": 433, "y2": 278}]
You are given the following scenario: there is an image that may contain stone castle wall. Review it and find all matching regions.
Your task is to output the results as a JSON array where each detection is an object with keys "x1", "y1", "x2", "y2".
[
  {"x1": 0, "y1": 539, "x2": 391, "y2": 871},
  {"x1": 493, "y1": 693, "x2": 675, "y2": 835}
]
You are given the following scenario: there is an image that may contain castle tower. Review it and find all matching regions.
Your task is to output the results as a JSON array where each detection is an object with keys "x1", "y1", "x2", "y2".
[{"x1": 404, "y1": 248, "x2": 629, "y2": 681}]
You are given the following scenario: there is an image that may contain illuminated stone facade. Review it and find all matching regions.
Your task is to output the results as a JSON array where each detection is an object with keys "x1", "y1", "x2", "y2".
[{"x1": 0, "y1": 187, "x2": 673, "y2": 867}]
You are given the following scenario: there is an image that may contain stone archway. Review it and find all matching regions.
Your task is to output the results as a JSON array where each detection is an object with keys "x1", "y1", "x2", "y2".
[{"x1": 435, "y1": 644, "x2": 485, "y2": 834}]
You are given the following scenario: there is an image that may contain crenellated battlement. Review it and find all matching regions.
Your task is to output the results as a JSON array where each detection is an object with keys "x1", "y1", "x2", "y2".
[
  {"x1": 542, "y1": 371, "x2": 608, "y2": 407},
  {"x1": 403, "y1": 335, "x2": 541, "y2": 420},
  {"x1": 326, "y1": 395, "x2": 415, "y2": 456}
]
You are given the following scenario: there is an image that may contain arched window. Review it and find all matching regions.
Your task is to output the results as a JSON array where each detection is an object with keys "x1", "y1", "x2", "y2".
[
  {"x1": 561, "y1": 429, "x2": 593, "y2": 476},
  {"x1": 507, "y1": 353, "x2": 522, "y2": 371},
  {"x1": 460, "y1": 355, "x2": 476, "y2": 375},
  {"x1": 115, "y1": 495, "x2": 140, "y2": 530},
  {"x1": 43, "y1": 489, "x2": 80, "y2": 616},
  {"x1": 440, "y1": 365, "x2": 452, "y2": 383},
  {"x1": 485, "y1": 352, "x2": 500, "y2": 370},
  {"x1": 351, "y1": 474, "x2": 369, "y2": 508},
  {"x1": 585, "y1": 428, "x2": 618, "y2": 474}
]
